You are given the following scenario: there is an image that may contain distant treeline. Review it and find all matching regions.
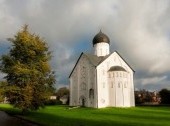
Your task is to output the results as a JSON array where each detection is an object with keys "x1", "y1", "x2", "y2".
[{"x1": 135, "y1": 89, "x2": 170, "y2": 105}]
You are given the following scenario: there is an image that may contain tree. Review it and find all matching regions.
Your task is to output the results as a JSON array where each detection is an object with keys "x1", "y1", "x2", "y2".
[
  {"x1": 159, "y1": 89, "x2": 170, "y2": 104},
  {"x1": 0, "y1": 81, "x2": 7, "y2": 102},
  {"x1": 0, "y1": 25, "x2": 55, "y2": 113},
  {"x1": 56, "y1": 87, "x2": 69, "y2": 100}
]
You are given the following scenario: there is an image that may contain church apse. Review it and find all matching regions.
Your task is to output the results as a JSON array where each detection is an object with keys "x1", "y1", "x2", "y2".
[{"x1": 108, "y1": 66, "x2": 130, "y2": 107}]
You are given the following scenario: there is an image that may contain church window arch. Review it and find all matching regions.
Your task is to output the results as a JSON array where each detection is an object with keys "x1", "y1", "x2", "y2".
[
  {"x1": 118, "y1": 82, "x2": 121, "y2": 88},
  {"x1": 89, "y1": 89, "x2": 94, "y2": 99},
  {"x1": 113, "y1": 73, "x2": 114, "y2": 77},
  {"x1": 111, "y1": 82, "x2": 114, "y2": 88},
  {"x1": 124, "y1": 82, "x2": 127, "y2": 88},
  {"x1": 125, "y1": 73, "x2": 128, "y2": 78}
]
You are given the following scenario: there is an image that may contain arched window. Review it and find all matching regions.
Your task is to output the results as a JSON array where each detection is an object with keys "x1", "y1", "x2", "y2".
[
  {"x1": 113, "y1": 73, "x2": 114, "y2": 77},
  {"x1": 89, "y1": 89, "x2": 94, "y2": 99},
  {"x1": 118, "y1": 82, "x2": 121, "y2": 88},
  {"x1": 111, "y1": 82, "x2": 114, "y2": 88}
]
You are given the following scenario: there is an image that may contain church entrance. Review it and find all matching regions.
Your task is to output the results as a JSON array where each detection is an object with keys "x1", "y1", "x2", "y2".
[
  {"x1": 80, "y1": 96, "x2": 86, "y2": 107},
  {"x1": 82, "y1": 98, "x2": 85, "y2": 107}
]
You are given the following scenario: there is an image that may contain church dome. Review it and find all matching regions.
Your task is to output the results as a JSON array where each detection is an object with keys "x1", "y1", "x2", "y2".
[
  {"x1": 108, "y1": 66, "x2": 127, "y2": 72},
  {"x1": 93, "y1": 30, "x2": 110, "y2": 45}
]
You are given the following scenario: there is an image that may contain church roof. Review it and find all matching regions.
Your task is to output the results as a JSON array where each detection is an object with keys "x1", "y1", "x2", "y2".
[
  {"x1": 93, "y1": 30, "x2": 110, "y2": 45},
  {"x1": 108, "y1": 66, "x2": 127, "y2": 72},
  {"x1": 69, "y1": 53, "x2": 110, "y2": 78},
  {"x1": 84, "y1": 53, "x2": 110, "y2": 66},
  {"x1": 69, "y1": 51, "x2": 134, "y2": 78}
]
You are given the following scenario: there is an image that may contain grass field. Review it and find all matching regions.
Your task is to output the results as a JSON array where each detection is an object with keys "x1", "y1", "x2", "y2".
[{"x1": 0, "y1": 104, "x2": 170, "y2": 126}]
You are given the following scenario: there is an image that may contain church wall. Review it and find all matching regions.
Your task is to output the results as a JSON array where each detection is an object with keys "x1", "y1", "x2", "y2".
[
  {"x1": 129, "y1": 72, "x2": 135, "y2": 106},
  {"x1": 111, "y1": 52, "x2": 135, "y2": 107},
  {"x1": 96, "y1": 62, "x2": 110, "y2": 108},
  {"x1": 97, "y1": 52, "x2": 135, "y2": 107},
  {"x1": 70, "y1": 30, "x2": 135, "y2": 108},
  {"x1": 70, "y1": 52, "x2": 135, "y2": 108},
  {"x1": 108, "y1": 71, "x2": 129, "y2": 107},
  {"x1": 69, "y1": 54, "x2": 97, "y2": 107},
  {"x1": 69, "y1": 66, "x2": 79, "y2": 106},
  {"x1": 108, "y1": 74, "x2": 116, "y2": 106},
  {"x1": 87, "y1": 63, "x2": 97, "y2": 107},
  {"x1": 94, "y1": 43, "x2": 110, "y2": 56}
]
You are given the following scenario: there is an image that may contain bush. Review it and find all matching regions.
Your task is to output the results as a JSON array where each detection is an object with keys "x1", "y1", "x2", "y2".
[
  {"x1": 159, "y1": 89, "x2": 170, "y2": 104},
  {"x1": 45, "y1": 100, "x2": 62, "y2": 105}
]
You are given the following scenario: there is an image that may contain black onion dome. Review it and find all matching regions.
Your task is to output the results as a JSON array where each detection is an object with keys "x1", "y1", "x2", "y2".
[
  {"x1": 108, "y1": 66, "x2": 127, "y2": 72},
  {"x1": 93, "y1": 30, "x2": 110, "y2": 45}
]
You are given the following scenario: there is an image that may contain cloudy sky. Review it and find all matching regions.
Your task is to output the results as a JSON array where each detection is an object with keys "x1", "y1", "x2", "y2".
[{"x1": 0, "y1": 0, "x2": 170, "y2": 91}]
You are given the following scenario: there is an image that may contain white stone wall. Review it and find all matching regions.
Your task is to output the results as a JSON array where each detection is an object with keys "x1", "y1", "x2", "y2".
[
  {"x1": 70, "y1": 52, "x2": 135, "y2": 108},
  {"x1": 69, "y1": 54, "x2": 97, "y2": 107},
  {"x1": 108, "y1": 71, "x2": 130, "y2": 107},
  {"x1": 96, "y1": 52, "x2": 135, "y2": 108},
  {"x1": 96, "y1": 63, "x2": 109, "y2": 108},
  {"x1": 94, "y1": 43, "x2": 110, "y2": 57}
]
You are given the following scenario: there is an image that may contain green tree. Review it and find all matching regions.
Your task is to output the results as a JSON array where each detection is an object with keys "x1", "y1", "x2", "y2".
[
  {"x1": 0, "y1": 81, "x2": 7, "y2": 102},
  {"x1": 159, "y1": 89, "x2": 170, "y2": 104},
  {"x1": 56, "y1": 87, "x2": 69, "y2": 100},
  {"x1": 0, "y1": 25, "x2": 55, "y2": 113}
]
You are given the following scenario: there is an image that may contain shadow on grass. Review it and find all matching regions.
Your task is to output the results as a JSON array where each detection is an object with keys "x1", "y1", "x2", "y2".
[
  {"x1": 24, "y1": 107, "x2": 170, "y2": 126},
  {"x1": 0, "y1": 105, "x2": 170, "y2": 126},
  {"x1": 25, "y1": 111, "x2": 138, "y2": 126}
]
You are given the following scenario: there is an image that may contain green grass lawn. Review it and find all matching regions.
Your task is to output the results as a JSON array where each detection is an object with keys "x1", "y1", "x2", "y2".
[{"x1": 0, "y1": 104, "x2": 169, "y2": 126}]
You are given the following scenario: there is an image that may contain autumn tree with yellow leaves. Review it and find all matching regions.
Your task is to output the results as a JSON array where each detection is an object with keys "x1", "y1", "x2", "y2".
[{"x1": 0, "y1": 25, "x2": 55, "y2": 113}]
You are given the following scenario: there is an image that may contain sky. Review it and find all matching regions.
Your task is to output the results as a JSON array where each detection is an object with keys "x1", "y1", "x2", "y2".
[{"x1": 0, "y1": 0, "x2": 170, "y2": 91}]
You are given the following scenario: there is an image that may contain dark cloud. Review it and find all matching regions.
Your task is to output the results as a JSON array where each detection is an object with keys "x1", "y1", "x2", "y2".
[{"x1": 0, "y1": 0, "x2": 170, "y2": 90}]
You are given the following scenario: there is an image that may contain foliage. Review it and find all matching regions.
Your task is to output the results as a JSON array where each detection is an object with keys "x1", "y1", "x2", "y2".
[
  {"x1": 55, "y1": 87, "x2": 69, "y2": 100},
  {"x1": 0, "y1": 104, "x2": 170, "y2": 126},
  {"x1": 45, "y1": 99, "x2": 62, "y2": 105},
  {"x1": 135, "y1": 90, "x2": 160, "y2": 104},
  {"x1": 0, "y1": 81, "x2": 8, "y2": 102},
  {"x1": 0, "y1": 25, "x2": 55, "y2": 112},
  {"x1": 159, "y1": 89, "x2": 170, "y2": 104}
]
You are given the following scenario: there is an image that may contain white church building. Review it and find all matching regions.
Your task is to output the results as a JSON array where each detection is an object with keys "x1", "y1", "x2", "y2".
[{"x1": 69, "y1": 31, "x2": 135, "y2": 108}]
